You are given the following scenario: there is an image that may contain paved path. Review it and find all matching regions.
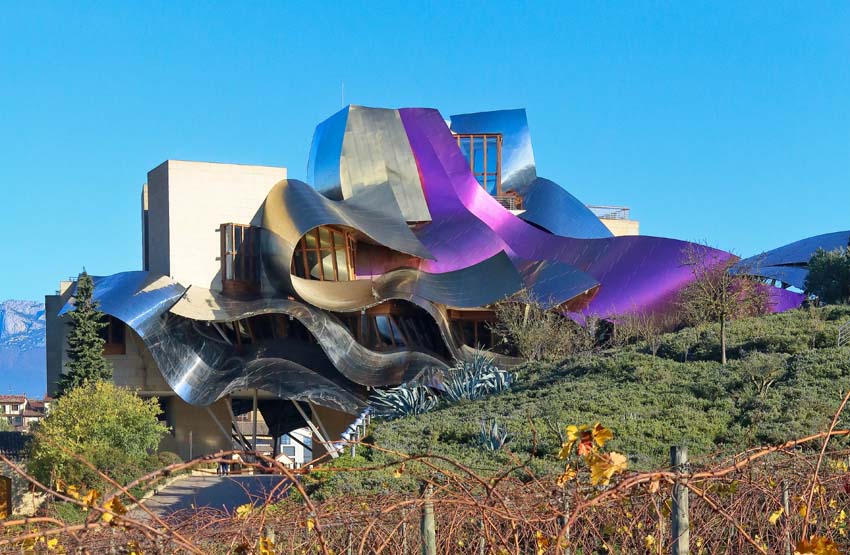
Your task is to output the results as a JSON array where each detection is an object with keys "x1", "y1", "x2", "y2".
[{"x1": 134, "y1": 474, "x2": 289, "y2": 516}]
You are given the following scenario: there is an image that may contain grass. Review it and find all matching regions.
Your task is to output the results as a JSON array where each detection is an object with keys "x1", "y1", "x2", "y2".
[{"x1": 310, "y1": 305, "x2": 850, "y2": 496}]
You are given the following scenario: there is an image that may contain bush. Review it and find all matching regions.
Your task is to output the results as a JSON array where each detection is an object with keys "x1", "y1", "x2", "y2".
[
  {"x1": 27, "y1": 381, "x2": 169, "y2": 490},
  {"x1": 806, "y1": 247, "x2": 850, "y2": 304},
  {"x1": 365, "y1": 307, "x2": 850, "y2": 471}
]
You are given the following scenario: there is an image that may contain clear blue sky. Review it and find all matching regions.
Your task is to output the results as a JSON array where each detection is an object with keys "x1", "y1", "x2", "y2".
[{"x1": 1, "y1": 2, "x2": 848, "y2": 302}]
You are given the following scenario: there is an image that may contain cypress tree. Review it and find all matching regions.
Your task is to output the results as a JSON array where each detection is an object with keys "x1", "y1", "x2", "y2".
[{"x1": 56, "y1": 271, "x2": 113, "y2": 396}]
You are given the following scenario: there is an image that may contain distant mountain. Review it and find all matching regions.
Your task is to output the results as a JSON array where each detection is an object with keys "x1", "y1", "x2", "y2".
[{"x1": 0, "y1": 300, "x2": 46, "y2": 397}]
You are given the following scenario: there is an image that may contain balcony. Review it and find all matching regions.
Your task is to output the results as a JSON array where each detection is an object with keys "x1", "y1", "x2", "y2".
[
  {"x1": 587, "y1": 205, "x2": 631, "y2": 220},
  {"x1": 494, "y1": 193, "x2": 523, "y2": 211}
]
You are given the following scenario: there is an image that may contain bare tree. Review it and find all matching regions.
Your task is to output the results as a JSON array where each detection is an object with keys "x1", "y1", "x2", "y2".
[
  {"x1": 678, "y1": 243, "x2": 771, "y2": 365},
  {"x1": 490, "y1": 290, "x2": 596, "y2": 363},
  {"x1": 611, "y1": 311, "x2": 675, "y2": 357}
]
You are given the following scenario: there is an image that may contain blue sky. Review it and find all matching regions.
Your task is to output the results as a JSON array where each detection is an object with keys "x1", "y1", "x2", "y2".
[{"x1": 1, "y1": 2, "x2": 848, "y2": 302}]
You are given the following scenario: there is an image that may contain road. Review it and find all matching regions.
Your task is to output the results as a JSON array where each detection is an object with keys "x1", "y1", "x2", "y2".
[{"x1": 134, "y1": 474, "x2": 289, "y2": 516}]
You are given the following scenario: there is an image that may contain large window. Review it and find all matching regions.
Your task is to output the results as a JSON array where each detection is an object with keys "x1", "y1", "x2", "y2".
[
  {"x1": 448, "y1": 309, "x2": 515, "y2": 355},
  {"x1": 454, "y1": 133, "x2": 503, "y2": 195},
  {"x1": 221, "y1": 223, "x2": 260, "y2": 293},
  {"x1": 335, "y1": 301, "x2": 450, "y2": 358},
  {"x1": 292, "y1": 226, "x2": 356, "y2": 282},
  {"x1": 100, "y1": 315, "x2": 126, "y2": 355},
  {"x1": 221, "y1": 223, "x2": 259, "y2": 282}
]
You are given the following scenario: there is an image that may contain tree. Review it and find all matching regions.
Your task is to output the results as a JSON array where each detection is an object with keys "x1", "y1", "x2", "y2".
[
  {"x1": 490, "y1": 290, "x2": 598, "y2": 363},
  {"x1": 27, "y1": 381, "x2": 169, "y2": 489},
  {"x1": 611, "y1": 311, "x2": 676, "y2": 357},
  {"x1": 805, "y1": 247, "x2": 850, "y2": 305},
  {"x1": 678, "y1": 244, "x2": 771, "y2": 365},
  {"x1": 56, "y1": 271, "x2": 112, "y2": 397},
  {"x1": 0, "y1": 417, "x2": 11, "y2": 432}
]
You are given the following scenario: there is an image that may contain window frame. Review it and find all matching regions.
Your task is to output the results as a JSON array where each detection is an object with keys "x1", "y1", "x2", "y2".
[
  {"x1": 220, "y1": 223, "x2": 261, "y2": 294},
  {"x1": 454, "y1": 133, "x2": 503, "y2": 196},
  {"x1": 292, "y1": 225, "x2": 356, "y2": 282}
]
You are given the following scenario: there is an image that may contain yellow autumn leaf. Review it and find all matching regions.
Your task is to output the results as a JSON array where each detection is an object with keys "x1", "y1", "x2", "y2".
[
  {"x1": 259, "y1": 536, "x2": 276, "y2": 555},
  {"x1": 565, "y1": 425, "x2": 582, "y2": 442},
  {"x1": 306, "y1": 517, "x2": 315, "y2": 532},
  {"x1": 236, "y1": 503, "x2": 253, "y2": 518},
  {"x1": 795, "y1": 535, "x2": 842, "y2": 555},
  {"x1": 644, "y1": 534, "x2": 655, "y2": 549},
  {"x1": 769, "y1": 508, "x2": 784, "y2": 525},
  {"x1": 589, "y1": 452, "x2": 628, "y2": 486},
  {"x1": 102, "y1": 497, "x2": 127, "y2": 523},
  {"x1": 393, "y1": 463, "x2": 405, "y2": 478},
  {"x1": 535, "y1": 530, "x2": 550, "y2": 555},
  {"x1": 127, "y1": 541, "x2": 144, "y2": 555},
  {"x1": 81, "y1": 489, "x2": 100, "y2": 510},
  {"x1": 46, "y1": 538, "x2": 60, "y2": 550},
  {"x1": 591, "y1": 423, "x2": 614, "y2": 448},
  {"x1": 556, "y1": 465, "x2": 577, "y2": 487},
  {"x1": 65, "y1": 484, "x2": 80, "y2": 500}
]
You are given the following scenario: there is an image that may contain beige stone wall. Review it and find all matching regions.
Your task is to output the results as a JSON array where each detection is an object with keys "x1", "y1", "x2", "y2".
[
  {"x1": 109, "y1": 328, "x2": 171, "y2": 393},
  {"x1": 310, "y1": 404, "x2": 355, "y2": 458},
  {"x1": 601, "y1": 218, "x2": 640, "y2": 236},
  {"x1": 158, "y1": 396, "x2": 233, "y2": 460},
  {"x1": 44, "y1": 282, "x2": 74, "y2": 397},
  {"x1": 145, "y1": 160, "x2": 286, "y2": 290},
  {"x1": 146, "y1": 163, "x2": 171, "y2": 277}
]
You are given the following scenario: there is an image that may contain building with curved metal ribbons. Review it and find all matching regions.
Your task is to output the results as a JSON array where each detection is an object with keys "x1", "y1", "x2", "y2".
[{"x1": 45, "y1": 105, "x2": 832, "y2": 459}]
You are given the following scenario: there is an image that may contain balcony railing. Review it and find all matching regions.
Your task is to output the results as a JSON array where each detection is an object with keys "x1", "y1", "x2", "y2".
[
  {"x1": 494, "y1": 194, "x2": 523, "y2": 211},
  {"x1": 587, "y1": 205, "x2": 631, "y2": 220}
]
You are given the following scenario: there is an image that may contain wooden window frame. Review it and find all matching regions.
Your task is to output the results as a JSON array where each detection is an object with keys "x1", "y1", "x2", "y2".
[
  {"x1": 102, "y1": 316, "x2": 126, "y2": 356},
  {"x1": 454, "y1": 133, "x2": 503, "y2": 195},
  {"x1": 292, "y1": 225, "x2": 356, "y2": 281},
  {"x1": 220, "y1": 223, "x2": 260, "y2": 295}
]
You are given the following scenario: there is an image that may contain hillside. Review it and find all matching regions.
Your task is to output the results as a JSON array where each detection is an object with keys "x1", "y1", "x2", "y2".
[
  {"x1": 0, "y1": 300, "x2": 46, "y2": 397},
  {"x1": 354, "y1": 306, "x2": 850, "y2": 480}
]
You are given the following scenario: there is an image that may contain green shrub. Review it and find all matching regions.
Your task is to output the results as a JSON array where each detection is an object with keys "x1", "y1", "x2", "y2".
[
  {"x1": 806, "y1": 247, "x2": 850, "y2": 304},
  {"x1": 27, "y1": 381, "x2": 169, "y2": 491},
  {"x1": 362, "y1": 307, "x2": 850, "y2": 472}
]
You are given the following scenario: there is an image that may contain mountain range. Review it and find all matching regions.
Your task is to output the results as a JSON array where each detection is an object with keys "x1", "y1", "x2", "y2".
[{"x1": 0, "y1": 300, "x2": 46, "y2": 397}]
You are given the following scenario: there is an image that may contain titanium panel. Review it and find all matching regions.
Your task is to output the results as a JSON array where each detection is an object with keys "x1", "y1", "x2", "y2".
[
  {"x1": 734, "y1": 231, "x2": 850, "y2": 289},
  {"x1": 307, "y1": 106, "x2": 349, "y2": 200},
  {"x1": 739, "y1": 231, "x2": 850, "y2": 268},
  {"x1": 170, "y1": 286, "x2": 449, "y2": 388},
  {"x1": 339, "y1": 106, "x2": 431, "y2": 222},
  {"x1": 512, "y1": 177, "x2": 613, "y2": 239},
  {"x1": 60, "y1": 272, "x2": 366, "y2": 412},
  {"x1": 400, "y1": 107, "x2": 733, "y2": 318}
]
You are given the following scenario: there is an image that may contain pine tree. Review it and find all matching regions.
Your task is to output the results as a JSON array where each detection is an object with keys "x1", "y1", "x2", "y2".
[{"x1": 56, "y1": 271, "x2": 113, "y2": 396}]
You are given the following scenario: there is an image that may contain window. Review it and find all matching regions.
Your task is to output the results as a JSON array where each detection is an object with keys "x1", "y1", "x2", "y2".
[
  {"x1": 454, "y1": 133, "x2": 503, "y2": 195},
  {"x1": 336, "y1": 301, "x2": 450, "y2": 358},
  {"x1": 100, "y1": 316, "x2": 126, "y2": 355},
  {"x1": 281, "y1": 446, "x2": 296, "y2": 458},
  {"x1": 281, "y1": 435, "x2": 291, "y2": 445},
  {"x1": 221, "y1": 223, "x2": 260, "y2": 292},
  {"x1": 448, "y1": 309, "x2": 516, "y2": 356},
  {"x1": 292, "y1": 226, "x2": 356, "y2": 282}
]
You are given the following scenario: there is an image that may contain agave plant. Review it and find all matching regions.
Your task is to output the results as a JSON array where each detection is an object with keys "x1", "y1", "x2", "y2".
[
  {"x1": 479, "y1": 418, "x2": 511, "y2": 451},
  {"x1": 369, "y1": 384, "x2": 438, "y2": 420},
  {"x1": 443, "y1": 352, "x2": 514, "y2": 404}
]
